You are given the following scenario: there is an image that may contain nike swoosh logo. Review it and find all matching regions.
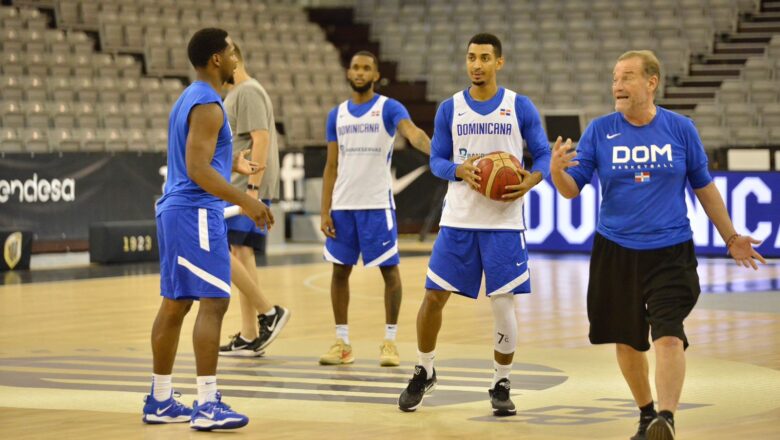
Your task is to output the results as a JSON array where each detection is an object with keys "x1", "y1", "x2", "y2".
[
  {"x1": 606, "y1": 133, "x2": 621, "y2": 139},
  {"x1": 392, "y1": 165, "x2": 428, "y2": 194},
  {"x1": 457, "y1": 112, "x2": 467, "y2": 116},
  {"x1": 156, "y1": 404, "x2": 172, "y2": 415},
  {"x1": 266, "y1": 319, "x2": 278, "y2": 333},
  {"x1": 199, "y1": 410, "x2": 215, "y2": 419},
  {"x1": 382, "y1": 240, "x2": 391, "y2": 246},
  {"x1": 515, "y1": 262, "x2": 521, "y2": 266}
]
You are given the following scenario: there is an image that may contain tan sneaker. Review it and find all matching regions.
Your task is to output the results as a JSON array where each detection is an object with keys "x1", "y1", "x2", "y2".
[
  {"x1": 319, "y1": 338, "x2": 354, "y2": 365},
  {"x1": 379, "y1": 339, "x2": 400, "y2": 367}
]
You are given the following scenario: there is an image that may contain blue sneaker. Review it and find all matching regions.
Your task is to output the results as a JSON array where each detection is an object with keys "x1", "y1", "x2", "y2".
[
  {"x1": 142, "y1": 392, "x2": 192, "y2": 424},
  {"x1": 190, "y1": 392, "x2": 249, "y2": 431}
]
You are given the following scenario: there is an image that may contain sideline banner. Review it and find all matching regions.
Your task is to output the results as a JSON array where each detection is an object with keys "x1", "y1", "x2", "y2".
[
  {"x1": 523, "y1": 172, "x2": 780, "y2": 257},
  {"x1": 0, "y1": 153, "x2": 166, "y2": 242}
]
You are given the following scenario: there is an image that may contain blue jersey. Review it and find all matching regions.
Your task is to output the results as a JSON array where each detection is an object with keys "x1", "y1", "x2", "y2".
[
  {"x1": 157, "y1": 81, "x2": 233, "y2": 213},
  {"x1": 567, "y1": 107, "x2": 712, "y2": 250},
  {"x1": 325, "y1": 94, "x2": 410, "y2": 142},
  {"x1": 429, "y1": 87, "x2": 551, "y2": 182}
]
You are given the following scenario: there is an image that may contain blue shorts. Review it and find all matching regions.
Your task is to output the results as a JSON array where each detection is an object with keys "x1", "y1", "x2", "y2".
[
  {"x1": 323, "y1": 209, "x2": 399, "y2": 267},
  {"x1": 225, "y1": 199, "x2": 270, "y2": 250},
  {"x1": 157, "y1": 207, "x2": 231, "y2": 300},
  {"x1": 425, "y1": 227, "x2": 531, "y2": 299}
]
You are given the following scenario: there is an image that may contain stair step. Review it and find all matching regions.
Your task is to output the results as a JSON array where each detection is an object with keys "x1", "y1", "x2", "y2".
[
  {"x1": 700, "y1": 53, "x2": 751, "y2": 63},
  {"x1": 713, "y1": 41, "x2": 767, "y2": 53},
  {"x1": 722, "y1": 32, "x2": 775, "y2": 43},
  {"x1": 738, "y1": 21, "x2": 780, "y2": 32},
  {"x1": 689, "y1": 64, "x2": 743, "y2": 76},
  {"x1": 749, "y1": 11, "x2": 780, "y2": 21},
  {"x1": 663, "y1": 91, "x2": 717, "y2": 99},
  {"x1": 657, "y1": 97, "x2": 714, "y2": 107},
  {"x1": 760, "y1": 1, "x2": 780, "y2": 12},
  {"x1": 676, "y1": 77, "x2": 728, "y2": 87},
  {"x1": 665, "y1": 86, "x2": 720, "y2": 95}
]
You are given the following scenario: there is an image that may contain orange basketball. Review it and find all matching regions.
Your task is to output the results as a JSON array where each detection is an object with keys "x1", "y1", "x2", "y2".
[{"x1": 475, "y1": 151, "x2": 523, "y2": 201}]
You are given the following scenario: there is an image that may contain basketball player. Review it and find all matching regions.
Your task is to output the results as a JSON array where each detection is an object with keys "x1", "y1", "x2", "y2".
[
  {"x1": 398, "y1": 33, "x2": 551, "y2": 415},
  {"x1": 219, "y1": 42, "x2": 289, "y2": 358},
  {"x1": 142, "y1": 28, "x2": 273, "y2": 431},
  {"x1": 550, "y1": 50, "x2": 766, "y2": 440},
  {"x1": 319, "y1": 51, "x2": 431, "y2": 367}
]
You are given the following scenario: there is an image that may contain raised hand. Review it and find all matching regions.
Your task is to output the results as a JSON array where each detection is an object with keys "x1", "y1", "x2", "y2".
[{"x1": 550, "y1": 136, "x2": 578, "y2": 175}]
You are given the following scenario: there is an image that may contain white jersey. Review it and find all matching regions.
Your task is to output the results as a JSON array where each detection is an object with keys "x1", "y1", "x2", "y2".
[
  {"x1": 332, "y1": 95, "x2": 396, "y2": 210},
  {"x1": 440, "y1": 89, "x2": 526, "y2": 230}
]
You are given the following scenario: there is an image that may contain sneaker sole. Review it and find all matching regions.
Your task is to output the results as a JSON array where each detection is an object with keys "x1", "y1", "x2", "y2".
[
  {"x1": 219, "y1": 349, "x2": 265, "y2": 358},
  {"x1": 190, "y1": 417, "x2": 249, "y2": 431},
  {"x1": 646, "y1": 422, "x2": 675, "y2": 440},
  {"x1": 492, "y1": 407, "x2": 517, "y2": 417},
  {"x1": 142, "y1": 414, "x2": 191, "y2": 424},
  {"x1": 398, "y1": 383, "x2": 436, "y2": 412},
  {"x1": 319, "y1": 355, "x2": 354, "y2": 365},
  {"x1": 257, "y1": 309, "x2": 291, "y2": 351},
  {"x1": 380, "y1": 357, "x2": 400, "y2": 367},
  {"x1": 645, "y1": 419, "x2": 674, "y2": 440}
]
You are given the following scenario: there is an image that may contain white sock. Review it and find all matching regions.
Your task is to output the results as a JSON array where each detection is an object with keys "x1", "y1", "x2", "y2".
[
  {"x1": 262, "y1": 306, "x2": 276, "y2": 316},
  {"x1": 196, "y1": 376, "x2": 218, "y2": 403},
  {"x1": 492, "y1": 360, "x2": 512, "y2": 388},
  {"x1": 385, "y1": 324, "x2": 398, "y2": 341},
  {"x1": 240, "y1": 335, "x2": 254, "y2": 343},
  {"x1": 152, "y1": 374, "x2": 172, "y2": 402},
  {"x1": 417, "y1": 350, "x2": 435, "y2": 379},
  {"x1": 336, "y1": 325, "x2": 350, "y2": 345}
]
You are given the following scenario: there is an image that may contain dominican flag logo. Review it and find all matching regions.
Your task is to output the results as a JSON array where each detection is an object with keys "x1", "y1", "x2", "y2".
[
  {"x1": 371, "y1": 110, "x2": 381, "y2": 116},
  {"x1": 634, "y1": 171, "x2": 650, "y2": 183},
  {"x1": 499, "y1": 108, "x2": 512, "y2": 116}
]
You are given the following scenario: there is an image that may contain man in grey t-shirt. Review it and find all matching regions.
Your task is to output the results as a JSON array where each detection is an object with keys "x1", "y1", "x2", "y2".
[{"x1": 220, "y1": 42, "x2": 289, "y2": 357}]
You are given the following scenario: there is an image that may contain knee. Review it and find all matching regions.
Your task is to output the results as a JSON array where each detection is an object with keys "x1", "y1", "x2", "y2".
[
  {"x1": 380, "y1": 265, "x2": 401, "y2": 286},
  {"x1": 422, "y1": 290, "x2": 448, "y2": 310},
  {"x1": 332, "y1": 264, "x2": 352, "y2": 282},
  {"x1": 653, "y1": 336, "x2": 683, "y2": 350},
  {"x1": 161, "y1": 299, "x2": 193, "y2": 320}
]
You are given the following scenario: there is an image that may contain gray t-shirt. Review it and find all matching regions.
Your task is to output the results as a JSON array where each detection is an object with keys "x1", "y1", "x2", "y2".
[{"x1": 224, "y1": 78, "x2": 280, "y2": 199}]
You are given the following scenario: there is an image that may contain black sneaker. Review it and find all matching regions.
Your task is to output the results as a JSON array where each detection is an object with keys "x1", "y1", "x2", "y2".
[
  {"x1": 219, "y1": 333, "x2": 264, "y2": 357},
  {"x1": 646, "y1": 413, "x2": 675, "y2": 440},
  {"x1": 398, "y1": 365, "x2": 437, "y2": 412},
  {"x1": 488, "y1": 378, "x2": 516, "y2": 416},
  {"x1": 631, "y1": 411, "x2": 657, "y2": 440},
  {"x1": 256, "y1": 306, "x2": 290, "y2": 351}
]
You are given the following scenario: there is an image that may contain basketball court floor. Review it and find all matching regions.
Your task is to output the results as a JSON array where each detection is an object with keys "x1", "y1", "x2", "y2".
[{"x1": 0, "y1": 240, "x2": 778, "y2": 439}]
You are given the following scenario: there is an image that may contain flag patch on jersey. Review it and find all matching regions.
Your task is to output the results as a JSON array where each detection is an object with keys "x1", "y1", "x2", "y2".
[
  {"x1": 634, "y1": 171, "x2": 650, "y2": 183},
  {"x1": 499, "y1": 108, "x2": 512, "y2": 116},
  {"x1": 371, "y1": 110, "x2": 381, "y2": 116}
]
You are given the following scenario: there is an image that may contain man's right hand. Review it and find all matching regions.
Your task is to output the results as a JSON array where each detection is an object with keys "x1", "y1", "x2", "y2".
[
  {"x1": 321, "y1": 212, "x2": 336, "y2": 238},
  {"x1": 242, "y1": 199, "x2": 274, "y2": 229},
  {"x1": 550, "y1": 136, "x2": 578, "y2": 175},
  {"x1": 455, "y1": 155, "x2": 481, "y2": 191}
]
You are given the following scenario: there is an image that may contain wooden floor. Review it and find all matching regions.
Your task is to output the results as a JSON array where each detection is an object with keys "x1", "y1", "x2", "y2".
[{"x1": 0, "y1": 248, "x2": 779, "y2": 439}]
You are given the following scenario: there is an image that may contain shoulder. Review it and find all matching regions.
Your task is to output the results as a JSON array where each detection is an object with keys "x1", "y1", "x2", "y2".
[
  {"x1": 659, "y1": 106, "x2": 696, "y2": 130},
  {"x1": 383, "y1": 96, "x2": 408, "y2": 112}
]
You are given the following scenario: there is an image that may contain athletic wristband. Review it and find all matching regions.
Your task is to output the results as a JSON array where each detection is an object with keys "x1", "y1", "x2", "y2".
[{"x1": 247, "y1": 184, "x2": 260, "y2": 191}]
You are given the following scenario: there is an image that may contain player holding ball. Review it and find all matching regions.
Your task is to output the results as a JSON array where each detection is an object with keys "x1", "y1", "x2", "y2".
[{"x1": 398, "y1": 33, "x2": 551, "y2": 416}]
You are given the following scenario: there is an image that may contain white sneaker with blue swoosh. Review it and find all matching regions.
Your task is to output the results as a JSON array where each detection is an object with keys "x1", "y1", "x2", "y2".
[
  {"x1": 142, "y1": 391, "x2": 192, "y2": 424},
  {"x1": 190, "y1": 392, "x2": 249, "y2": 431}
]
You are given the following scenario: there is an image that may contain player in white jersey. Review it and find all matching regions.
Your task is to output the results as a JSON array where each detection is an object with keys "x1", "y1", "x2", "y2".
[
  {"x1": 398, "y1": 33, "x2": 551, "y2": 415},
  {"x1": 319, "y1": 51, "x2": 431, "y2": 367}
]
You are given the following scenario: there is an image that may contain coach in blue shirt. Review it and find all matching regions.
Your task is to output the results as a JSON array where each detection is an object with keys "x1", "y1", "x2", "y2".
[{"x1": 550, "y1": 50, "x2": 765, "y2": 440}]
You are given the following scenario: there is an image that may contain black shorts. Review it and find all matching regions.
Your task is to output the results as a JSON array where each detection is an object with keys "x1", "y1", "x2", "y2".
[
  {"x1": 587, "y1": 233, "x2": 701, "y2": 352},
  {"x1": 227, "y1": 230, "x2": 266, "y2": 251}
]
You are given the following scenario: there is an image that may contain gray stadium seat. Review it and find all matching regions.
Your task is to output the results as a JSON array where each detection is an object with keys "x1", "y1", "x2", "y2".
[
  {"x1": 0, "y1": 128, "x2": 23, "y2": 153},
  {"x1": 21, "y1": 127, "x2": 49, "y2": 153},
  {"x1": 49, "y1": 127, "x2": 80, "y2": 152}
]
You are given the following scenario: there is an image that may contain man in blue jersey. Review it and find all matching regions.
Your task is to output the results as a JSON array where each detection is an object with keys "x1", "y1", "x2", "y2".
[
  {"x1": 142, "y1": 28, "x2": 273, "y2": 431},
  {"x1": 319, "y1": 51, "x2": 431, "y2": 367},
  {"x1": 550, "y1": 50, "x2": 766, "y2": 440},
  {"x1": 398, "y1": 33, "x2": 551, "y2": 416}
]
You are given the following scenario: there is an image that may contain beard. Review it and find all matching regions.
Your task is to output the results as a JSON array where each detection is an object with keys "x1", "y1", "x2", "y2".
[
  {"x1": 471, "y1": 80, "x2": 485, "y2": 86},
  {"x1": 226, "y1": 75, "x2": 235, "y2": 85},
  {"x1": 348, "y1": 79, "x2": 374, "y2": 93}
]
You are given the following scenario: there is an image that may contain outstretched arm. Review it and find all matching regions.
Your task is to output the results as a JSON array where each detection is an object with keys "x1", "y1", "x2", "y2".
[{"x1": 397, "y1": 119, "x2": 431, "y2": 155}]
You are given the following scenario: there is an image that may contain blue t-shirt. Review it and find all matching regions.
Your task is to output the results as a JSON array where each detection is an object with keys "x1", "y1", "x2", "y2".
[
  {"x1": 325, "y1": 94, "x2": 411, "y2": 142},
  {"x1": 429, "y1": 87, "x2": 551, "y2": 181},
  {"x1": 157, "y1": 81, "x2": 233, "y2": 213},
  {"x1": 567, "y1": 107, "x2": 712, "y2": 250}
]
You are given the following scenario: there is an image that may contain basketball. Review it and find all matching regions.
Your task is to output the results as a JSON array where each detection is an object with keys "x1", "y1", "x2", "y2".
[{"x1": 475, "y1": 151, "x2": 524, "y2": 201}]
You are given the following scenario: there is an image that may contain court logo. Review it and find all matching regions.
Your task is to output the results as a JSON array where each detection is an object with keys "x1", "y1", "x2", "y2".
[{"x1": 3, "y1": 232, "x2": 22, "y2": 269}]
